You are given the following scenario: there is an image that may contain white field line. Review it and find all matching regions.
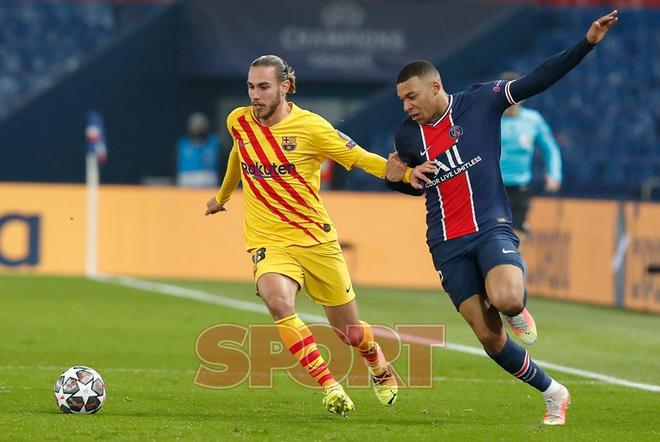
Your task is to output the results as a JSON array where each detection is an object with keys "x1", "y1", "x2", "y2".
[
  {"x1": 92, "y1": 275, "x2": 660, "y2": 393},
  {"x1": 0, "y1": 365, "x2": 614, "y2": 386},
  {"x1": 0, "y1": 365, "x2": 197, "y2": 375}
]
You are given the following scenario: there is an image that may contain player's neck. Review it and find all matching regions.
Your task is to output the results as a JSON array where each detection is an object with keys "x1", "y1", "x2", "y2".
[
  {"x1": 430, "y1": 93, "x2": 450, "y2": 123},
  {"x1": 257, "y1": 101, "x2": 292, "y2": 127}
]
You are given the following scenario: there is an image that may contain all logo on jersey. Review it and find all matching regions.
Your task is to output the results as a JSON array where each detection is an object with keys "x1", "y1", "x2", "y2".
[
  {"x1": 434, "y1": 145, "x2": 466, "y2": 173},
  {"x1": 281, "y1": 136, "x2": 297, "y2": 151},
  {"x1": 425, "y1": 145, "x2": 482, "y2": 188}
]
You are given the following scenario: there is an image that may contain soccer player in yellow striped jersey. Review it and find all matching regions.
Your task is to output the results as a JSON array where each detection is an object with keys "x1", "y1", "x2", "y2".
[{"x1": 206, "y1": 55, "x2": 433, "y2": 416}]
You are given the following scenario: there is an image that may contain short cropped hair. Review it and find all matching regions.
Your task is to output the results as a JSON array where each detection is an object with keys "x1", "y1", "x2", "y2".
[
  {"x1": 250, "y1": 55, "x2": 297, "y2": 94},
  {"x1": 397, "y1": 60, "x2": 440, "y2": 84}
]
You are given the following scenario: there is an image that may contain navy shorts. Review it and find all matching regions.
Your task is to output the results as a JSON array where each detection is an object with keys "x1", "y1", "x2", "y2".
[{"x1": 430, "y1": 224, "x2": 524, "y2": 311}]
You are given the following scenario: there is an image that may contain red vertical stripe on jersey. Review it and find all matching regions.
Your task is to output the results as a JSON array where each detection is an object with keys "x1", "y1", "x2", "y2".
[
  {"x1": 232, "y1": 127, "x2": 321, "y2": 244},
  {"x1": 422, "y1": 121, "x2": 478, "y2": 241},
  {"x1": 255, "y1": 121, "x2": 320, "y2": 203},
  {"x1": 232, "y1": 126, "x2": 325, "y2": 232},
  {"x1": 438, "y1": 173, "x2": 477, "y2": 240},
  {"x1": 423, "y1": 119, "x2": 454, "y2": 158},
  {"x1": 238, "y1": 116, "x2": 318, "y2": 212}
]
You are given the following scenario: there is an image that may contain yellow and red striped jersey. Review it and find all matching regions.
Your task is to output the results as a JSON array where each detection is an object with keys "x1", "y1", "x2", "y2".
[{"x1": 216, "y1": 103, "x2": 388, "y2": 250}]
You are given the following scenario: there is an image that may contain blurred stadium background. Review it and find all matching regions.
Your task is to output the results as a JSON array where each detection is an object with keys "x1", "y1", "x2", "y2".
[{"x1": 0, "y1": 0, "x2": 658, "y2": 439}]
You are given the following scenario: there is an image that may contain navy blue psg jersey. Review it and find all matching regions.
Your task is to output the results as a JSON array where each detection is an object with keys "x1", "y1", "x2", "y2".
[
  {"x1": 394, "y1": 80, "x2": 518, "y2": 247},
  {"x1": 390, "y1": 36, "x2": 596, "y2": 247}
]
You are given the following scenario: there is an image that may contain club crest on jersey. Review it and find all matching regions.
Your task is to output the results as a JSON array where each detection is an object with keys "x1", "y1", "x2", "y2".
[
  {"x1": 449, "y1": 125, "x2": 463, "y2": 139},
  {"x1": 281, "y1": 136, "x2": 297, "y2": 151},
  {"x1": 337, "y1": 131, "x2": 356, "y2": 149}
]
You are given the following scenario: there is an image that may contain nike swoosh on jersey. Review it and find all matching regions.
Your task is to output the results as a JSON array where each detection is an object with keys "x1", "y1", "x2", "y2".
[
  {"x1": 419, "y1": 145, "x2": 433, "y2": 156},
  {"x1": 502, "y1": 248, "x2": 518, "y2": 254}
]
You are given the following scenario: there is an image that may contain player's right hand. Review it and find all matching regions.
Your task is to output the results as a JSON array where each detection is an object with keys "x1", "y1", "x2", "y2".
[
  {"x1": 205, "y1": 197, "x2": 227, "y2": 215},
  {"x1": 410, "y1": 161, "x2": 437, "y2": 190},
  {"x1": 586, "y1": 10, "x2": 618, "y2": 45}
]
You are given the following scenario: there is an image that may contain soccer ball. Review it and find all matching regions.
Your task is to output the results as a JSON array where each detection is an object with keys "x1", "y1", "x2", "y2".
[{"x1": 54, "y1": 366, "x2": 106, "y2": 414}]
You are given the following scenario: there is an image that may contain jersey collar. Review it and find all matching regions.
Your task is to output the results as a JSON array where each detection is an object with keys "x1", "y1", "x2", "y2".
[{"x1": 424, "y1": 95, "x2": 453, "y2": 127}]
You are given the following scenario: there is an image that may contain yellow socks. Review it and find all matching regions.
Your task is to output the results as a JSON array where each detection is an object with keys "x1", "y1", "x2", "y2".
[
  {"x1": 276, "y1": 314, "x2": 336, "y2": 389},
  {"x1": 356, "y1": 321, "x2": 387, "y2": 376}
]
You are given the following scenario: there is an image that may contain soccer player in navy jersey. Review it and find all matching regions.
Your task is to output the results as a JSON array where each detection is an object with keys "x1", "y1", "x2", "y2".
[{"x1": 386, "y1": 10, "x2": 618, "y2": 425}]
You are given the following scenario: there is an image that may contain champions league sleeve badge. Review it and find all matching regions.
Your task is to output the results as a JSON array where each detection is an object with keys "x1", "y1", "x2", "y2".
[{"x1": 337, "y1": 131, "x2": 357, "y2": 149}]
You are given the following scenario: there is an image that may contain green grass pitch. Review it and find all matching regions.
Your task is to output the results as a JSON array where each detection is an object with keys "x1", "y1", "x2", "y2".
[{"x1": 1, "y1": 275, "x2": 659, "y2": 441}]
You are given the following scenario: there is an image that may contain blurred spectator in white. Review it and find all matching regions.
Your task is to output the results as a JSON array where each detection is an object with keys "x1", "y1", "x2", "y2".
[{"x1": 176, "y1": 112, "x2": 219, "y2": 188}]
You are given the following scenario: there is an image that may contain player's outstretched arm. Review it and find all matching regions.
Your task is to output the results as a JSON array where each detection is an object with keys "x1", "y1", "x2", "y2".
[
  {"x1": 508, "y1": 10, "x2": 618, "y2": 104},
  {"x1": 352, "y1": 148, "x2": 419, "y2": 184},
  {"x1": 205, "y1": 147, "x2": 240, "y2": 216}
]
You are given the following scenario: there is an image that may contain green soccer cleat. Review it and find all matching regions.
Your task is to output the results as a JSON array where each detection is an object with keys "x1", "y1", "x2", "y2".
[
  {"x1": 322, "y1": 384, "x2": 355, "y2": 417},
  {"x1": 370, "y1": 363, "x2": 398, "y2": 406}
]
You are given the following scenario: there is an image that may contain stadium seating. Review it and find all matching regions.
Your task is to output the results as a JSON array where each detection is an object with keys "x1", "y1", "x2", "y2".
[
  {"x1": 0, "y1": 1, "x2": 163, "y2": 120},
  {"x1": 0, "y1": 3, "x2": 655, "y2": 199},
  {"x1": 484, "y1": 8, "x2": 659, "y2": 199}
]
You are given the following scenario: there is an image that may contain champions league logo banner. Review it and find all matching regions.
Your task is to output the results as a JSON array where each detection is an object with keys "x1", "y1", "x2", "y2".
[{"x1": 180, "y1": 0, "x2": 506, "y2": 81}]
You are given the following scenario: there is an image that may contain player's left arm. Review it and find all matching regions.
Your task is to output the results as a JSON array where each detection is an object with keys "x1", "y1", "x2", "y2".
[
  {"x1": 353, "y1": 149, "x2": 426, "y2": 183},
  {"x1": 206, "y1": 145, "x2": 240, "y2": 215},
  {"x1": 309, "y1": 116, "x2": 419, "y2": 182},
  {"x1": 535, "y1": 115, "x2": 562, "y2": 192},
  {"x1": 507, "y1": 10, "x2": 618, "y2": 105}
]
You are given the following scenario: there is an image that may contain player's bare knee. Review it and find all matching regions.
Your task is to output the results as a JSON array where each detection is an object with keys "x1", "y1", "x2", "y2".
[
  {"x1": 344, "y1": 325, "x2": 363, "y2": 347},
  {"x1": 260, "y1": 292, "x2": 295, "y2": 320},
  {"x1": 488, "y1": 285, "x2": 524, "y2": 315},
  {"x1": 494, "y1": 295, "x2": 524, "y2": 316}
]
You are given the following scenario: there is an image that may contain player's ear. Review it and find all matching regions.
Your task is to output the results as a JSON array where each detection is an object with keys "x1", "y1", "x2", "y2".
[
  {"x1": 431, "y1": 80, "x2": 442, "y2": 96},
  {"x1": 281, "y1": 79, "x2": 290, "y2": 96}
]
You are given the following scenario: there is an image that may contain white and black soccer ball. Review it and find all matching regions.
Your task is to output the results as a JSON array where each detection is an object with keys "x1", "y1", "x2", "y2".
[{"x1": 54, "y1": 366, "x2": 106, "y2": 414}]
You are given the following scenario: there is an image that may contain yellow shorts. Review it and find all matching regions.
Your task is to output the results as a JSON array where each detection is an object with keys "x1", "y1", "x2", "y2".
[{"x1": 250, "y1": 241, "x2": 356, "y2": 307}]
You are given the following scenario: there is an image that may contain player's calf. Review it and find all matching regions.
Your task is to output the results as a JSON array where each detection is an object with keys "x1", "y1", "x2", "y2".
[
  {"x1": 487, "y1": 335, "x2": 569, "y2": 424},
  {"x1": 276, "y1": 314, "x2": 338, "y2": 390}
]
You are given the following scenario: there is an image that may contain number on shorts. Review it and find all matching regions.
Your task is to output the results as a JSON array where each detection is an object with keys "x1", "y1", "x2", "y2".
[{"x1": 252, "y1": 247, "x2": 266, "y2": 265}]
